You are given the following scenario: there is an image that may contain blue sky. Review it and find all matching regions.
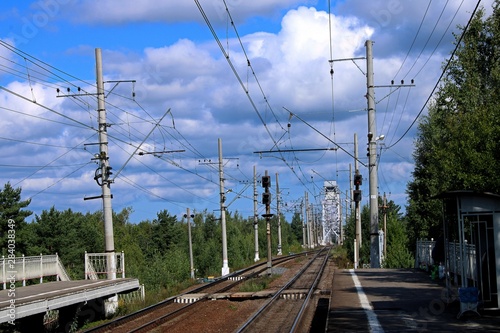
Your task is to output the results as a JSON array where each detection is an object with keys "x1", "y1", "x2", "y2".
[{"x1": 0, "y1": 0, "x2": 492, "y2": 224}]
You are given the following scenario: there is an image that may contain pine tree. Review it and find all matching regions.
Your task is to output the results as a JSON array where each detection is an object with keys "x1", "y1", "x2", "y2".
[{"x1": 0, "y1": 183, "x2": 32, "y2": 255}]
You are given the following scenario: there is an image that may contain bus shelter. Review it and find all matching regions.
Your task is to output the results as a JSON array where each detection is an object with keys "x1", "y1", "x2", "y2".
[{"x1": 434, "y1": 191, "x2": 500, "y2": 316}]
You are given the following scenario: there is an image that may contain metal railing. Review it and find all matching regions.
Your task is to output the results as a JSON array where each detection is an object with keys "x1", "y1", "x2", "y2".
[
  {"x1": 85, "y1": 251, "x2": 125, "y2": 280},
  {"x1": 415, "y1": 239, "x2": 435, "y2": 269},
  {"x1": 415, "y1": 239, "x2": 477, "y2": 282},
  {"x1": 446, "y1": 241, "x2": 477, "y2": 282},
  {"x1": 1, "y1": 254, "x2": 70, "y2": 289},
  {"x1": 119, "y1": 284, "x2": 145, "y2": 303}
]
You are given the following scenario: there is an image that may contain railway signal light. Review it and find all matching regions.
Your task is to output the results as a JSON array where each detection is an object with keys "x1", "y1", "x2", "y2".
[
  {"x1": 353, "y1": 190, "x2": 362, "y2": 203},
  {"x1": 354, "y1": 174, "x2": 362, "y2": 186},
  {"x1": 262, "y1": 192, "x2": 271, "y2": 205},
  {"x1": 262, "y1": 175, "x2": 271, "y2": 188}
]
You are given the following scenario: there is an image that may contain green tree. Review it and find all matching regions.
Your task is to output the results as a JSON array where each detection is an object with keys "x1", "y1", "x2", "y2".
[
  {"x1": 28, "y1": 207, "x2": 104, "y2": 279},
  {"x1": 0, "y1": 183, "x2": 32, "y2": 255},
  {"x1": 290, "y1": 211, "x2": 303, "y2": 244},
  {"x1": 406, "y1": 2, "x2": 500, "y2": 245},
  {"x1": 152, "y1": 209, "x2": 184, "y2": 254},
  {"x1": 382, "y1": 201, "x2": 413, "y2": 268},
  {"x1": 344, "y1": 198, "x2": 408, "y2": 267},
  {"x1": 343, "y1": 204, "x2": 371, "y2": 266}
]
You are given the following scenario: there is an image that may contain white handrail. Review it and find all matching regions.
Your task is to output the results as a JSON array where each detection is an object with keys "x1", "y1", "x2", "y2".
[{"x1": 1, "y1": 254, "x2": 70, "y2": 289}]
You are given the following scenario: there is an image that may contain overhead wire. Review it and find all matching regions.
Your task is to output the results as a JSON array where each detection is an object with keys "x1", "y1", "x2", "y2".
[
  {"x1": 386, "y1": 0, "x2": 482, "y2": 149},
  {"x1": 392, "y1": 0, "x2": 432, "y2": 80},
  {"x1": 381, "y1": 0, "x2": 468, "y2": 151},
  {"x1": 221, "y1": 0, "x2": 287, "y2": 134},
  {"x1": 411, "y1": 0, "x2": 465, "y2": 79},
  {"x1": 194, "y1": 0, "x2": 310, "y2": 191},
  {"x1": 222, "y1": 0, "x2": 337, "y2": 194},
  {"x1": 401, "y1": 0, "x2": 451, "y2": 80},
  {"x1": 0, "y1": 40, "x2": 237, "y2": 213},
  {"x1": 12, "y1": 133, "x2": 97, "y2": 188},
  {"x1": 328, "y1": 0, "x2": 340, "y2": 184},
  {"x1": 26, "y1": 161, "x2": 94, "y2": 200}
]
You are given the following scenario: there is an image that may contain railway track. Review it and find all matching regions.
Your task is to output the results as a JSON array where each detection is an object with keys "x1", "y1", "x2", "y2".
[
  {"x1": 236, "y1": 247, "x2": 330, "y2": 333},
  {"x1": 83, "y1": 252, "x2": 313, "y2": 333}
]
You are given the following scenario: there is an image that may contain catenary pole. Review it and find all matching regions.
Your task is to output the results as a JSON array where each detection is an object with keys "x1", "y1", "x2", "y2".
[
  {"x1": 218, "y1": 138, "x2": 230, "y2": 276},
  {"x1": 354, "y1": 133, "x2": 361, "y2": 269},
  {"x1": 365, "y1": 40, "x2": 380, "y2": 268},
  {"x1": 382, "y1": 193, "x2": 388, "y2": 260},
  {"x1": 276, "y1": 172, "x2": 282, "y2": 255},
  {"x1": 95, "y1": 48, "x2": 116, "y2": 280},
  {"x1": 253, "y1": 166, "x2": 260, "y2": 262},
  {"x1": 301, "y1": 197, "x2": 306, "y2": 248},
  {"x1": 305, "y1": 192, "x2": 312, "y2": 248},
  {"x1": 95, "y1": 48, "x2": 118, "y2": 316},
  {"x1": 186, "y1": 208, "x2": 195, "y2": 279}
]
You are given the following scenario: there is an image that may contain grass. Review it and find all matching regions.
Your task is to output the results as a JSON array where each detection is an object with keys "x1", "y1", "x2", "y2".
[
  {"x1": 330, "y1": 246, "x2": 351, "y2": 268},
  {"x1": 238, "y1": 275, "x2": 276, "y2": 293}
]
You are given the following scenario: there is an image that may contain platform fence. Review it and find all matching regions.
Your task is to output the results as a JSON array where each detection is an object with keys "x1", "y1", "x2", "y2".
[
  {"x1": 85, "y1": 251, "x2": 125, "y2": 280},
  {"x1": 1, "y1": 254, "x2": 70, "y2": 289}
]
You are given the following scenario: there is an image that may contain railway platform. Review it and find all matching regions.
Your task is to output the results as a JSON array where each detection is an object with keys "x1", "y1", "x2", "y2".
[
  {"x1": 327, "y1": 268, "x2": 500, "y2": 332},
  {"x1": 0, "y1": 278, "x2": 140, "y2": 330}
]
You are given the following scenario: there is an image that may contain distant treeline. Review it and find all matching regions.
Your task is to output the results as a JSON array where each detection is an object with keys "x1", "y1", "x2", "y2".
[{"x1": 0, "y1": 183, "x2": 304, "y2": 292}]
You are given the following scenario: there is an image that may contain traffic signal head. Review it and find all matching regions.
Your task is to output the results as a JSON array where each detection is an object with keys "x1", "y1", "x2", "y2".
[
  {"x1": 354, "y1": 174, "x2": 362, "y2": 186},
  {"x1": 262, "y1": 192, "x2": 271, "y2": 205},
  {"x1": 261, "y1": 175, "x2": 271, "y2": 188},
  {"x1": 353, "y1": 190, "x2": 362, "y2": 202}
]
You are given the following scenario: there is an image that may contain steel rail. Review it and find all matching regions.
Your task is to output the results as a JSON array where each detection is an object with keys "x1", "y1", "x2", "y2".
[
  {"x1": 84, "y1": 251, "x2": 310, "y2": 333},
  {"x1": 290, "y1": 248, "x2": 330, "y2": 332},
  {"x1": 236, "y1": 247, "x2": 329, "y2": 333}
]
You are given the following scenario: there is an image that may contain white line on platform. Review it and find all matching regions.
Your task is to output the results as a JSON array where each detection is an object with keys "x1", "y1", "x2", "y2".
[{"x1": 349, "y1": 269, "x2": 385, "y2": 333}]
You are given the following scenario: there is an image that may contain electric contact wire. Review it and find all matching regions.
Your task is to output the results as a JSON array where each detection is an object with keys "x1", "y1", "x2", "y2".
[
  {"x1": 0, "y1": 105, "x2": 88, "y2": 128},
  {"x1": 401, "y1": 0, "x2": 451, "y2": 80},
  {"x1": 117, "y1": 174, "x2": 196, "y2": 208},
  {"x1": 12, "y1": 133, "x2": 97, "y2": 188},
  {"x1": 222, "y1": 2, "x2": 314, "y2": 190},
  {"x1": 392, "y1": 0, "x2": 432, "y2": 80},
  {"x1": 222, "y1": 0, "x2": 287, "y2": 134},
  {"x1": 133, "y1": 156, "x2": 219, "y2": 205},
  {"x1": 0, "y1": 40, "x2": 94, "y2": 94},
  {"x1": 0, "y1": 41, "x2": 155, "y2": 127},
  {"x1": 328, "y1": 0, "x2": 339, "y2": 183},
  {"x1": 0, "y1": 61, "x2": 65, "y2": 91},
  {"x1": 0, "y1": 162, "x2": 90, "y2": 169},
  {"x1": 0, "y1": 85, "x2": 95, "y2": 130},
  {"x1": 0, "y1": 135, "x2": 88, "y2": 150},
  {"x1": 384, "y1": 0, "x2": 461, "y2": 145},
  {"x1": 105, "y1": 115, "x2": 223, "y2": 189},
  {"x1": 387, "y1": 0, "x2": 482, "y2": 149},
  {"x1": 194, "y1": 0, "x2": 309, "y2": 190},
  {"x1": 26, "y1": 161, "x2": 94, "y2": 200},
  {"x1": 411, "y1": 0, "x2": 465, "y2": 79},
  {"x1": 0, "y1": 42, "x2": 222, "y2": 203},
  {"x1": 108, "y1": 135, "x2": 219, "y2": 188},
  {"x1": 2, "y1": 12, "x2": 301, "y2": 205},
  {"x1": 1, "y1": 32, "x2": 233, "y2": 185},
  {"x1": 285, "y1": 107, "x2": 366, "y2": 167},
  {"x1": 0, "y1": 53, "x2": 113, "y2": 124}
]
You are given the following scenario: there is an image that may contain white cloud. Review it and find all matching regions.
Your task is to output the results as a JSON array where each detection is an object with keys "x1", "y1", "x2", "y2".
[{"x1": 0, "y1": 1, "x2": 486, "y2": 221}]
